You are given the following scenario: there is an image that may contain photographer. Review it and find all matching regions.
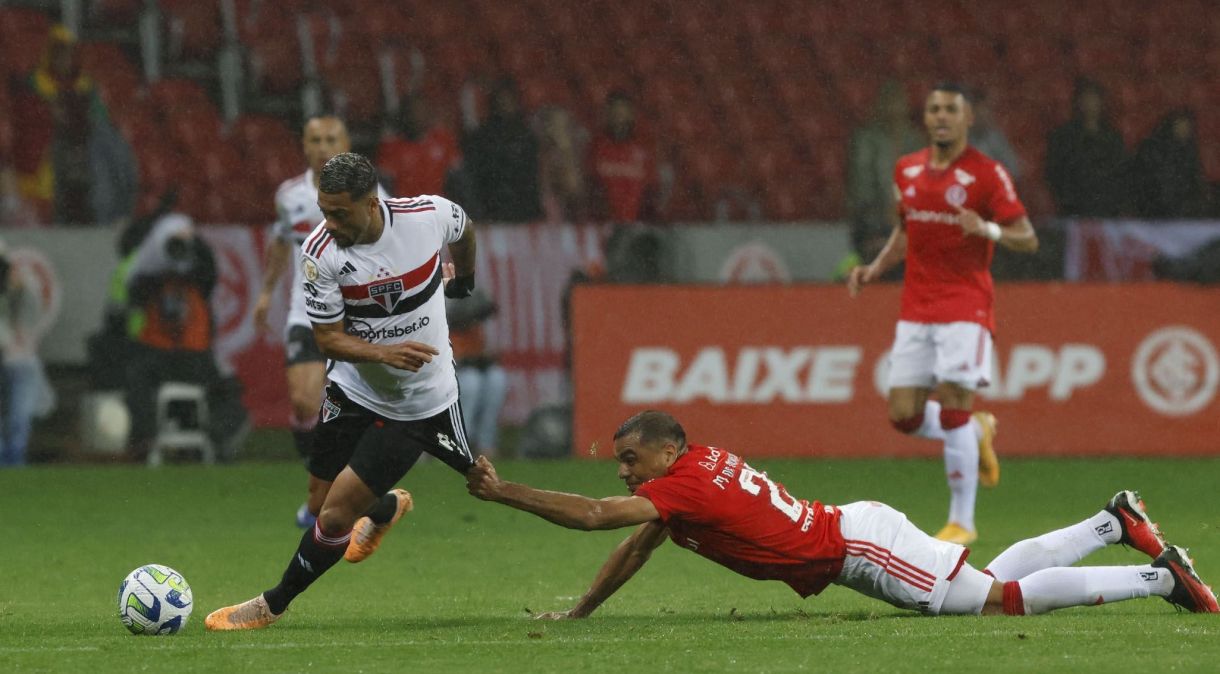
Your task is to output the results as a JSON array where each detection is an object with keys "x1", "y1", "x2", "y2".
[{"x1": 124, "y1": 213, "x2": 248, "y2": 462}]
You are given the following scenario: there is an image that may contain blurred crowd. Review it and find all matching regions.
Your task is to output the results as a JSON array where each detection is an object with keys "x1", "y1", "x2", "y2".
[{"x1": 2, "y1": 17, "x2": 1216, "y2": 231}]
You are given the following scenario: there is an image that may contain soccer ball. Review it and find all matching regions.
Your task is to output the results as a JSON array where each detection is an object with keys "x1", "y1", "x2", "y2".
[{"x1": 117, "y1": 564, "x2": 193, "y2": 635}]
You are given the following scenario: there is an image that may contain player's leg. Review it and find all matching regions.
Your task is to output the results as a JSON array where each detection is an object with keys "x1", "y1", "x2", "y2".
[
  {"x1": 834, "y1": 501, "x2": 970, "y2": 615},
  {"x1": 977, "y1": 545, "x2": 1218, "y2": 615},
  {"x1": 885, "y1": 321, "x2": 936, "y2": 436},
  {"x1": 285, "y1": 325, "x2": 327, "y2": 527},
  {"x1": 984, "y1": 490, "x2": 1167, "y2": 582},
  {"x1": 346, "y1": 400, "x2": 476, "y2": 562},
  {"x1": 934, "y1": 382, "x2": 978, "y2": 543},
  {"x1": 205, "y1": 386, "x2": 383, "y2": 630}
]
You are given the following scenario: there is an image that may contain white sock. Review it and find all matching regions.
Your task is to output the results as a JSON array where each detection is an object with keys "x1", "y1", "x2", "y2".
[
  {"x1": 986, "y1": 511, "x2": 1120, "y2": 581},
  {"x1": 915, "y1": 401, "x2": 945, "y2": 440},
  {"x1": 1017, "y1": 565, "x2": 1172, "y2": 615},
  {"x1": 943, "y1": 422, "x2": 978, "y2": 530}
]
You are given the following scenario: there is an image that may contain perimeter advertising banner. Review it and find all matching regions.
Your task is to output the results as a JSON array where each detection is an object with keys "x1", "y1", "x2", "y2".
[{"x1": 571, "y1": 283, "x2": 1220, "y2": 458}]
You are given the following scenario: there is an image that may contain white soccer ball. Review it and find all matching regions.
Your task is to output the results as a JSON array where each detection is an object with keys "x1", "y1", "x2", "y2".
[{"x1": 117, "y1": 564, "x2": 193, "y2": 635}]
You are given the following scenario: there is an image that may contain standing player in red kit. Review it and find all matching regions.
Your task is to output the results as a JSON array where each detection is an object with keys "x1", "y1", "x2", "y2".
[
  {"x1": 847, "y1": 83, "x2": 1039, "y2": 545},
  {"x1": 466, "y1": 411, "x2": 1218, "y2": 618}
]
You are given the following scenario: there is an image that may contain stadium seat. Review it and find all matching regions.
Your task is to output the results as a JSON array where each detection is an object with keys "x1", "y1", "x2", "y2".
[
  {"x1": 230, "y1": 114, "x2": 297, "y2": 155},
  {"x1": 90, "y1": 0, "x2": 145, "y2": 27},
  {"x1": 0, "y1": 7, "x2": 51, "y2": 78},
  {"x1": 161, "y1": 0, "x2": 222, "y2": 61},
  {"x1": 148, "y1": 79, "x2": 214, "y2": 116}
]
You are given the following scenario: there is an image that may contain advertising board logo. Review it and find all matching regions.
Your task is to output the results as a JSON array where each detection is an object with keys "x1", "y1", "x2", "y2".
[{"x1": 1131, "y1": 327, "x2": 1218, "y2": 416}]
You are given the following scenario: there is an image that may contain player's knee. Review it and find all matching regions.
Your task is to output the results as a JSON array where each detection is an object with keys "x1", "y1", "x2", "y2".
[
  {"x1": 316, "y1": 504, "x2": 357, "y2": 535},
  {"x1": 890, "y1": 413, "x2": 923, "y2": 435},
  {"x1": 940, "y1": 408, "x2": 972, "y2": 431}
]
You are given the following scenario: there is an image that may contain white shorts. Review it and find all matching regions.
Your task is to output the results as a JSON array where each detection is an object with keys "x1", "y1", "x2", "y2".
[
  {"x1": 834, "y1": 501, "x2": 970, "y2": 615},
  {"x1": 886, "y1": 320, "x2": 993, "y2": 391}
]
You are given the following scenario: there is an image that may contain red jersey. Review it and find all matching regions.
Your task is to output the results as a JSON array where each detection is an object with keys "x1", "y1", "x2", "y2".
[
  {"x1": 634, "y1": 444, "x2": 846, "y2": 598},
  {"x1": 377, "y1": 126, "x2": 461, "y2": 197},
  {"x1": 895, "y1": 146, "x2": 1026, "y2": 331},
  {"x1": 589, "y1": 134, "x2": 655, "y2": 222}
]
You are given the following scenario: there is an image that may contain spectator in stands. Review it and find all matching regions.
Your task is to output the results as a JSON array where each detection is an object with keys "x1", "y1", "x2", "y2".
[
  {"x1": 464, "y1": 78, "x2": 542, "y2": 222},
  {"x1": 447, "y1": 289, "x2": 506, "y2": 458},
  {"x1": 537, "y1": 106, "x2": 588, "y2": 223},
  {"x1": 846, "y1": 80, "x2": 923, "y2": 263},
  {"x1": 377, "y1": 93, "x2": 463, "y2": 198},
  {"x1": 0, "y1": 238, "x2": 54, "y2": 467},
  {"x1": 968, "y1": 88, "x2": 1022, "y2": 181},
  {"x1": 1131, "y1": 109, "x2": 1210, "y2": 219},
  {"x1": 7, "y1": 25, "x2": 136, "y2": 225},
  {"x1": 588, "y1": 91, "x2": 659, "y2": 223},
  {"x1": 1044, "y1": 78, "x2": 1128, "y2": 217},
  {"x1": 123, "y1": 212, "x2": 248, "y2": 462}
]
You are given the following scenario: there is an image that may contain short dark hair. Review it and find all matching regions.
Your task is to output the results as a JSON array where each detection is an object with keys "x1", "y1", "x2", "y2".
[
  {"x1": 318, "y1": 152, "x2": 377, "y2": 199},
  {"x1": 930, "y1": 81, "x2": 970, "y2": 103},
  {"x1": 614, "y1": 410, "x2": 686, "y2": 449}
]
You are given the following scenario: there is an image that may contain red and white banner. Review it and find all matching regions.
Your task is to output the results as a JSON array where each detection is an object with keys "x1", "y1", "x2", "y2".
[
  {"x1": 571, "y1": 283, "x2": 1220, "y2": 458},
  {"x1": 201, "y1": 223, "x2": 608, "y2": 427},
  {"x1": 1063, "y1": 220, "x2": 1220, "y2": 281}
]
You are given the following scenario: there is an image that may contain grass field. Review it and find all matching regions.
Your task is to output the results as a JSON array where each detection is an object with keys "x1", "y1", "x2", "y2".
[{"x1": 2, "y1": 454, "x2": 1218, "y2": 673}]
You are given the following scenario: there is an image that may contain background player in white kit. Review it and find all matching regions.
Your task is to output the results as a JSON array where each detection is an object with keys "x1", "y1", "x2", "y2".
[
  {"x1": 253, "y1": 115, "x2": 388, "y2": 528},
  {"x1": 848, "y1": 83, "x2": 1039, "y2": 545},
  {"x1": 206, "y1": 152, "x2": 479, "y2": 630}
]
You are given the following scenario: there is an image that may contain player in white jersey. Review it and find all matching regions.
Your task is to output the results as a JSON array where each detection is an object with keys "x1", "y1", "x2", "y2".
[
  {"x1": 206, "y1": 152, "x2": 480, "y2": 631},
  {"x1": 253, "y1": 116, "x2": 388, "y2": 528}
]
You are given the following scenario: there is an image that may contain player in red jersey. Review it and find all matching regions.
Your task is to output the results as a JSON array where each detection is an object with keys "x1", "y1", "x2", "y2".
[
  {"x1": 466, "y1": 411, "x2": 1218, "y2": 617},
  {"x1": 847, "y1": 83, "x2": 1040, "y2": 545}
]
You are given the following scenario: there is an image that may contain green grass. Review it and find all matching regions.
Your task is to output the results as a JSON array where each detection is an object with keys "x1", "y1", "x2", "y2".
[{"x1": 2, "y1": 454, "x2": 1218, "y2": 673}]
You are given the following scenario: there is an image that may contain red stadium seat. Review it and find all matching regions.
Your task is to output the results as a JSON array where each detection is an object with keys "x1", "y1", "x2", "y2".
[
  {"x1": 0, "y1": 8, "x2": 51, "y2": 78},
  {"x1": 161, "y1": 0, "x2": 222, "y2": 60},
  {"x1": 148, "y1": 79, "x2": 214, "y2": 117},
  {"x1": 166, "y1": 108, "x2": 225, "y2": 156},
  {"x1": 230, "y1": 115, "x2": 297, "y2": 156},
  {"x1": 90, "y1": 0, "x2": 144, "y2": 27}
]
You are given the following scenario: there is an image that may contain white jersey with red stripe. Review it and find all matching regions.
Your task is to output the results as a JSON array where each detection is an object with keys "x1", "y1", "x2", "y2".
[
  {"x1": 272, "y1": 169, "x2": 389, "y2": 331},
  {"x1": 300, "y1": 194, "x2": 468, "y2": 421}
]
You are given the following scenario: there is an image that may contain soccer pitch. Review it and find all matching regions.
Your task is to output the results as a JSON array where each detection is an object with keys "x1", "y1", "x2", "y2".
[{"x1": 2, "y1": 456, "x2": 1217, "y2": 673}]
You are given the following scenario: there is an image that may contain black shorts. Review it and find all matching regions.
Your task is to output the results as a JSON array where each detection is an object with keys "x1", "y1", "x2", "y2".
[
  {"x1": 309, "y1": 383, "x2": 473, "y2": 495},
  {"x1": 285, "y1": 324, "x2": 325, "y2": 367}
]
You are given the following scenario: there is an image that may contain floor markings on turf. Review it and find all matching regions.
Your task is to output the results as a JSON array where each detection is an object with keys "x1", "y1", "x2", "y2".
[{"x1": 0, "y1": 646, "x2": 101, "y2": 653}]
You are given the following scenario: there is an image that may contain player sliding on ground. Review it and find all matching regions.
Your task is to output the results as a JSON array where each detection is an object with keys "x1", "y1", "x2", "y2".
[
  {"x1": 206, "y1": 152, "x2": 481, "y2": 631},
  {"x1": 466, "y1": 410, "x2": 1218, "y2": 617}
]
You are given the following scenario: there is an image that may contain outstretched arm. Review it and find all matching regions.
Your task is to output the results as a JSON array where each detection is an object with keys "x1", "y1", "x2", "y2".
[
  {"x1": 466, "y1": 456, "x2": 661, "y2": 530},
  {"x1": 535, "y1": 521, "x2": 670, "y2": 620},
  {"x1": 847, "y1": 222, "x2": 907, "y2": 297}
]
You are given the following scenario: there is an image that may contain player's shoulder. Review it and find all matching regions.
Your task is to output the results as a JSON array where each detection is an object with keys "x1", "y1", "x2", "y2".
[
  {"x1": 275, "y1": 171, "x2": 310, "y2": 198},
  {"x1": 895, "y1": 148, "x2": 930, "y2": 175},
  {"x1": 383, "y1": 193, "x2": 443, "y2": 214},
  {"x1": 300, "y1": 221, "x2": 336, "y2": 263}
]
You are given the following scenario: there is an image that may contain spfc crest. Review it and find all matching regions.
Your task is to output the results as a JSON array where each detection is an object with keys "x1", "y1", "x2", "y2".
[
  {"x1": 321, "y1": 397, "x2": 341, "y2": 423},
  {"x1": 368, "y1": 279, "x2": 405, "y2": 312}
]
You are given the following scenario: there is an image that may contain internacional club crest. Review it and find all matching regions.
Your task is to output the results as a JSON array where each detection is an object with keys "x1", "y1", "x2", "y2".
[{"x1": 945, "y1": 184, "x2": 968, "y2": 208}]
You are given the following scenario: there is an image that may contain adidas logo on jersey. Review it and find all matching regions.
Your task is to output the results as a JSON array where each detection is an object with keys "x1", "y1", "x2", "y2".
[{"x1": 339, "y1": 261, "x2": 357, "y2": 276}]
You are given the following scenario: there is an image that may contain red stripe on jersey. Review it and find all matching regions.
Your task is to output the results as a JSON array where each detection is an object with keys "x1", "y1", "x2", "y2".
[
  {"x1": 304, "y1": 227, "x2": 328, "y2": 256},
  {"x1": 315, "y1": 235, "x2": 333, "y2": 256},
  {"x1": 339, "y1": 250, "x2": 440, "y2": 300},
  {"x1": 390, "y1": 206, "x2": 436, "y2": 214},
  {"x1": 844, "y1": 539, "x2": 936, "y2": 584}
]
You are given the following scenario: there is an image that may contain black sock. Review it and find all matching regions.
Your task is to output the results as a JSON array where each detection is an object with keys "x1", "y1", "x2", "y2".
[
  {"x1": 291, "y1": 428, "x2": 315, "y2": 460},
  {"x1": 262, "y1": 523, "x2": 349, "y2": 614},
  {"x1": 365, "y1": 492, "x2": 399, "y2": 525}
]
